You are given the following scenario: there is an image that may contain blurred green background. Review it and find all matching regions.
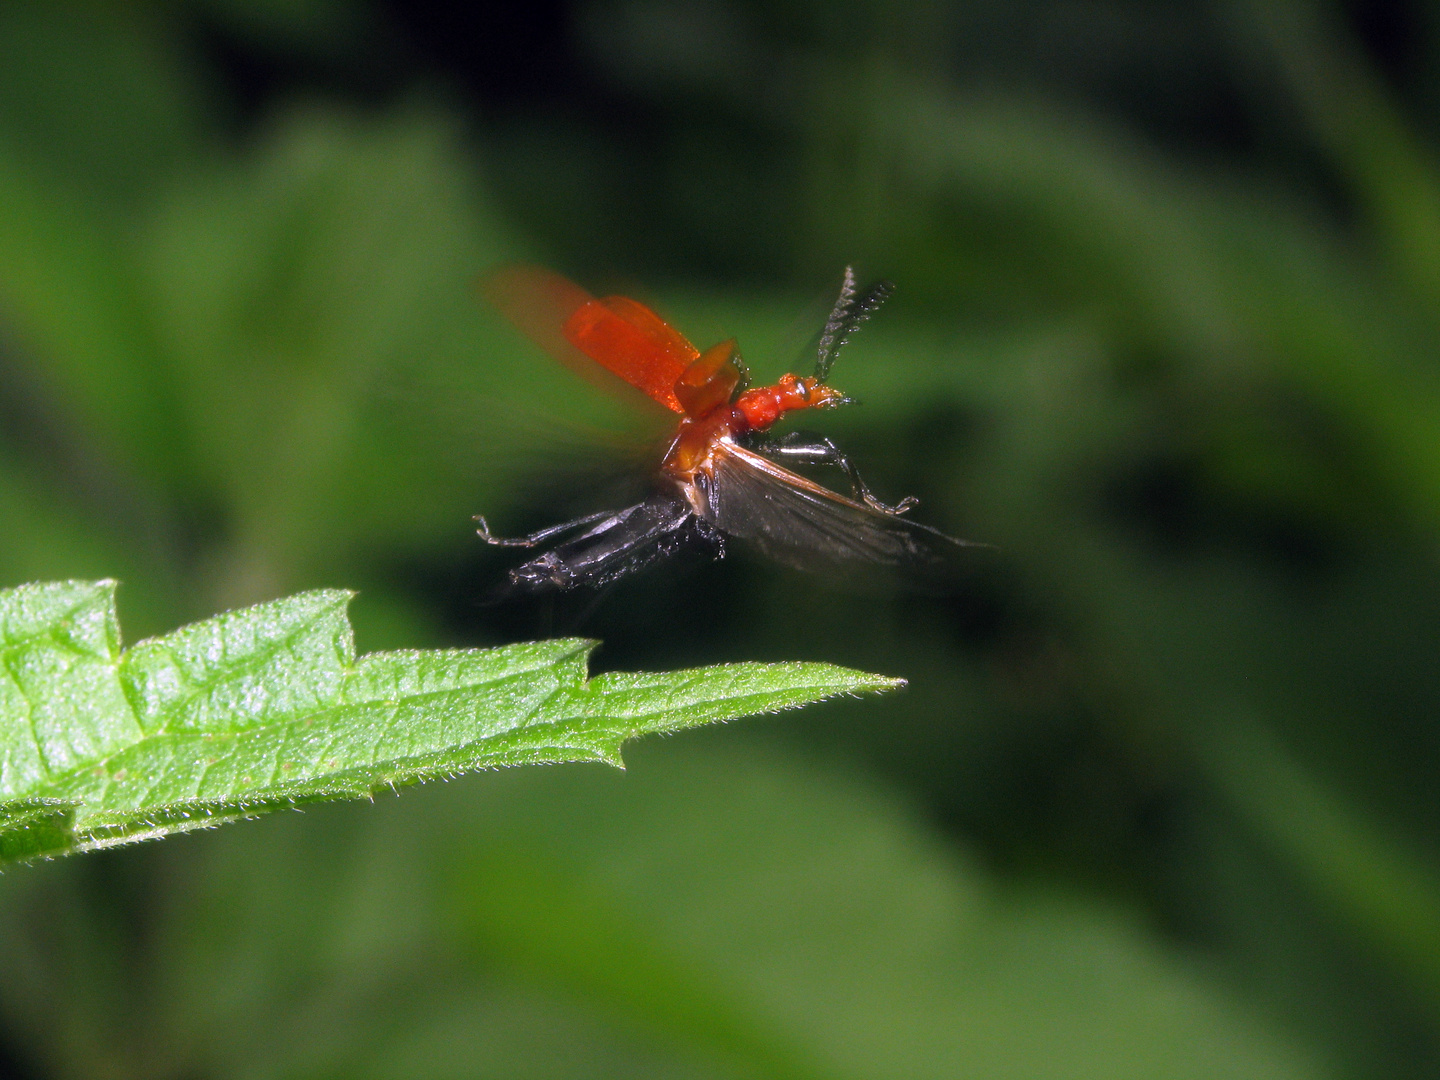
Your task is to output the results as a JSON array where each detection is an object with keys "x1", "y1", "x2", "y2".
[{"x1": 2, "y1": 0, "x2": 1439, "y2": 1076}]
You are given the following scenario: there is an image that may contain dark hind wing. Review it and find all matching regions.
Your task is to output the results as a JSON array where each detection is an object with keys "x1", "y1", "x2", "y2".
[
  {"x1": 706, "y1": 444, "x2": 976, "y2": 570},
  {"x1": 500, "y1": 493, "x2": 704, "y2": 593}
]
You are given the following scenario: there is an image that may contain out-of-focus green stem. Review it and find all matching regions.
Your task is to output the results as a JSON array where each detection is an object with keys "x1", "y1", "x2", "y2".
[
  {"x1": 1199, "y1": 717, "x2": 1440, "y2": 1017},
  {"x1": 1238, "y1": 0, "x2": 1440, "y2": 315}
]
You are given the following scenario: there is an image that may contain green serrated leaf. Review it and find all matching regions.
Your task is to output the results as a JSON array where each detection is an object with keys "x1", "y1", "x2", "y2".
[{"x1": 0, "y1": 579, "x2": 901, "y2": 863}]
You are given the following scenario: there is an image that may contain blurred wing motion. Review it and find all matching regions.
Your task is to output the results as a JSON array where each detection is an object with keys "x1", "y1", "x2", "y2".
[
  {"x1": 478, "y1": 265, "x2": 985, "y2": 593},
  {"x1": 706, "y1": 443, "x2": 976, "y2": 569},
  {"x1": 481, "y1": 265, "x2": 694, "y2": 413}
]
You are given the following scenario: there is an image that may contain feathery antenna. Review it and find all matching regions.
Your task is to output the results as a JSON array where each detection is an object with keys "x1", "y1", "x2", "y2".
[{"x1": 814, "y1": 267, "x2": 893, "y2": 383}]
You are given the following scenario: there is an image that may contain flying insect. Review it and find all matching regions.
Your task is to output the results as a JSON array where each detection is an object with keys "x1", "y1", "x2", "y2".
[{"x1": 476, "y1": 266, "x2": 977, "y2": 592}]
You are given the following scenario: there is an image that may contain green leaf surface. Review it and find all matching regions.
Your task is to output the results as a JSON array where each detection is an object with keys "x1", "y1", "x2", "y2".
[{"x1": 0, "y1": 580, "x2": 900, "y2": 863}]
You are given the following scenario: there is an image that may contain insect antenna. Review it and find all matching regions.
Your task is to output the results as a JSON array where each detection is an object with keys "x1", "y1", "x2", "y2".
[
  {"x1": 814, "y1": 268, "x2": 893, "y2": 383},
  {"x1": 816, "y1": 266, "x2": 857, "y2": 377}
]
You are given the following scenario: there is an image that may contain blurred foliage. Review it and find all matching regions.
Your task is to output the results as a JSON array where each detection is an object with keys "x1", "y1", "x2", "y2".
[
  {"x1": 0, "y1": 0, "x2": 1438, "y2": 1076},
  {"x1": 0, "y1": 743, "x2": 1320, "y2": 1079}
]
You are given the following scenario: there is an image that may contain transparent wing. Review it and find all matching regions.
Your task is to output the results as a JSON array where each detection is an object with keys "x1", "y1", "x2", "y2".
[{"x1": 704, "y1": 443, "x2": 976, "y2": 569}]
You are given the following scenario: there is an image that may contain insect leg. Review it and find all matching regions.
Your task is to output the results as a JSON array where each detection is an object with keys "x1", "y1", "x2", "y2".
[
  {"x1": 474, "y1": 509, "x2": 616, "y2": 548},
  {"x1": 500, "y1": 495, "x2": 704, "y2": 593},
  {"x1": 762, "y1": 431, "x2": 919, "y2": 515}
]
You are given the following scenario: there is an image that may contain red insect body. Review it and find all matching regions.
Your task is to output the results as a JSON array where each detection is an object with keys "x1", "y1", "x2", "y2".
[
  {"x1": 733, "y1": 374, "x2": 843, "y2": 431},
  {"x1": 477, "y1": 265, "x2": 973, "y2": 592},
  {"x1": 563, "y1": 296, "x2": 694, "y2": 414}
]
